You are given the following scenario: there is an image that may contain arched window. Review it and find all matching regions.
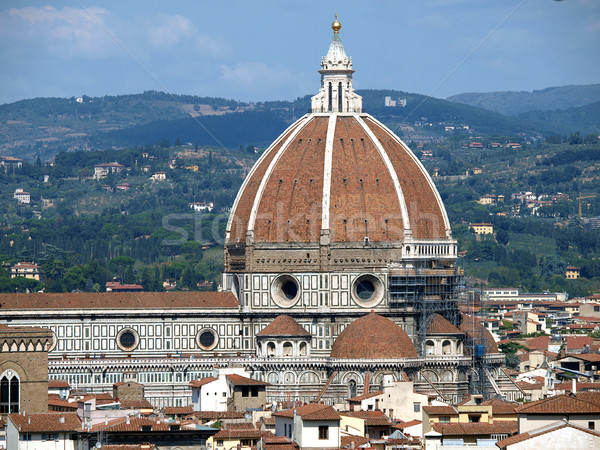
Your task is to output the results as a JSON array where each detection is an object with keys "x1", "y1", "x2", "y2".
[
  {"x1": 267, "y1": 372, "x2": 279, "y2": 384},
  {"x1": 442, "y1": 340, "x2": 452, "y2": 355},
  {"x1": 456, "y1": 341, "x2": 463, "y2": 355},
  {"x1": 441, "y1": 370, "x2": 453, "y2": 382},
  {"x1": 283, "y1": 342, "x2": 293, "y2": 357},
  {"x1": 267, "y1": 342, "x2": 276, "y2": 357},
  {"x1": 328, "y1": 83, "x2": 333, "y2": 112},
  {"x1": 426, "y1": 340, "x2": 435, "y2": 355},
  {"x1": 0, "y1": 370, "x2": 19, "y2": 414},
  {"x1": 338, "y1": 82, "x2": 343, "y2": 112},
  {"x1": 299, "y1": 342, "x2": 307, "y2": 356},
  {"x1": 348, "y1": 379, "x2": 357, "y2": 398}
]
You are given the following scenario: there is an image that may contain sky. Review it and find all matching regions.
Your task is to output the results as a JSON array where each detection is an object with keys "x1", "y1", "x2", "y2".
[{"x1": 0, "y1": 0, "x2": 599, "y2": 105}]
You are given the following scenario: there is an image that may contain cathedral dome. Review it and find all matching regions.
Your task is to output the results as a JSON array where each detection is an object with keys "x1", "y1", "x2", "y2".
[
  {"x1": 225, "y1": 22, "x2": 451, "y2": 251},
  {"x1": 330, "y1": 312, "x2": 417, "y2": 359},
  {"x1": 459, "y1": 314, "x2": 499, "y2": 354}
]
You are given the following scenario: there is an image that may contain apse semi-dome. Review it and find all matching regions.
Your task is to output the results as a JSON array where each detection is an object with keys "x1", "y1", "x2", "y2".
[
  {"x1": 330, "y1": 312, "x2": 417, "y2": 359},
  {"x1": 225, "y1": 19, "x2": 453, "y2": 274}
]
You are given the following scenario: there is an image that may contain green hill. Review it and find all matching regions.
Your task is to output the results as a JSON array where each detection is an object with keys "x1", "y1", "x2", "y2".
[{"x1": 447, "y1": 84, "x2": 600, "y2": 115}]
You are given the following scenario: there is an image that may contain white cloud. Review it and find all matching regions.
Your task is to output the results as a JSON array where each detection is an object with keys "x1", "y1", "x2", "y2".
[
  {"x1": 146, "y1": 13, "x2": 231, "y2": 58},
  {"x1": 3, "y1": 5, "x2": 113, "y2": 57}
]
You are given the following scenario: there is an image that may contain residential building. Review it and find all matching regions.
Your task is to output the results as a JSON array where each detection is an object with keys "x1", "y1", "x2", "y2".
[
  {"x1": 10, "y1": 262, "x2": 44, "y2": 281},
  {"x1": 566, "y1": 266, "x2": 581, "y2": 279},
  {"x1": 497, "y1": 421, "x2": 600, "y2": 450},
  {"x1": 189, "y1": 202, "x2": 214, "y2": 212},
  {"x1": 150, "y1": 171, "x2": 166, "y2": 181},
  {"x1": 6, "y1": 412, "x2": 81, "y2": 450},
  {"x1": 13, "y1": 188, "x2": 30, "y2": 204},
  {"x1": 478, "y1": 195, "x2": 496, "y2": 206},
  {"x1": 470, "y1": 223, "x2": 493, "y2": 235},
  {"x1": 190, "y1": 368, "x2": 268, "y2": 412},
  {"x1": 274, "y1": 403, "x2": 341, "y2": 450},
  {"x1": 94, "y1": 162, "x2": 125, "y2": 179}
]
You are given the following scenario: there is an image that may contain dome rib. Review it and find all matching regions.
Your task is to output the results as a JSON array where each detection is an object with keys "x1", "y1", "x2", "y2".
[
  {"x1": 331, "y1": 313, "x2": 417, "y2": 359},
  {"x1": 355, "y1": 114, "x2": 410, "y2": 237},
  {"x1": 320, "y1": 114, "x2": 337, "y2": 233},
  {"x1": 226, "y1": 118, "x2": 306, "y2": 243},
  {"x1": 247, "y1": 115, "x2": 312, "y2": 239},
  {"x1": 364, "y1": 116, "x2": 451, "y2": 238}
]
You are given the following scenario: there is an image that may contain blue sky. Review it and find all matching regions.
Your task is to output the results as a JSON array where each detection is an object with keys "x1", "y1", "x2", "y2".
[{"x1": 0, "y1": 0, "x2": 599, "y2": 105}]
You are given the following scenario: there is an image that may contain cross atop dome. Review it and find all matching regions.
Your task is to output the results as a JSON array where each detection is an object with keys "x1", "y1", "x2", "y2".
[{"x1": 311, "y1": 15, "x2": 363, "y2": 114}]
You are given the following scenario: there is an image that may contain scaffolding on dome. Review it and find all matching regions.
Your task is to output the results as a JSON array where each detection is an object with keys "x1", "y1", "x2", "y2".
[
  {"x1": 457, "y1": 287, "x2": 501, "y2": 400},
  {"x1": 387, "y1": 266, "x2": 462, "y2": 356}
]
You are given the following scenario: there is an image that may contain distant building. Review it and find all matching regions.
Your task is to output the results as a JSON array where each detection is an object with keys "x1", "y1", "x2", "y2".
[
  {"x1": 471, "y1": 167, "x2": 483, "y2": 174},
  {"x1": 189, "y1": 202, "x2": 214, "y2": 212},
  {"x1": 469, "y1": 142, "x2": 484, "y2": 149},
  {"x1": 470, "y1": 223, "x2": 493, "y2": 235},
  {"x1": 0, "y1": 156, "x2": 23, "y2": 172},
  {"x1": 13, "y1": 188, "x2": 30, "y2": 204},
  {"x1": 94, "y1": 162, "x2": 125, "y2": 179},
  {"x1": 10, "y1": 262, "x2": 44, "y2": 281},
  {"x1": 150, "y1": 171, "x2": 166, "y2": 181},
  {"x1": 116, "y1": 182, "x2": 131, "y2": 191},
  {"x1": 478, "y1": 194, "x2": 497, "y2": 205},
  {"x1": 566, "y1": 266, "x2": 581, "y2": 280}
]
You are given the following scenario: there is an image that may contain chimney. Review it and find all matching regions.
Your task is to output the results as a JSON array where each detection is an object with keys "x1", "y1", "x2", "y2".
[
  {"x1": 126, "y1": 415, "x2": 130, "y2": 424},
  {"x1": 59, "y1": 416, "x2": 65, "y2": 424},
  {"x1": 572, "y1": 378, "x2": 577, "y2": 394},
  {"x1": 27, "y1": 417, "x2": 30, "y2": 424}
]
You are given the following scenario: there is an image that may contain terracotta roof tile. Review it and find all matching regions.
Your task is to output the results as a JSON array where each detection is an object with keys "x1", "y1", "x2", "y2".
[
  {"x1": 348, "y1": 391, "x2": 383, "y2": 402},
  {"x1": 119, "y1": 399, "x2": 154, "y2": 409},
  {"x1": 256, "y1": 315, "x2": 310, "y2": 337},
  {"x1": 273, "y1": 403, "x2": 340, "y2": 421},
  {"x1": 340, "y1": 410, "x2": 392, "y2": 426},
  {"x1": 190, "y1": 376, "x2": 217, "y2": 387},
  {"x1": 262, "y1": 435, "x2": 300, "y2": 450},
  {"x1": 496, "y1": 421, "x2": 600, "y2": 449},
  {"x1": 341, "y1": 435, "x2": 370, "y2": 448},
  {"x1": 193, "y1": 411, "x2": 245, "y2": 420},
  {"x1": 331, "y1": 313, "x2": 417, "y2": 359},
  {"x1": 432, "y1": 420, "x2": 518, "y2": 436},
  {"x1": 9, "y1": 412, "x2": 80, "y2": 432},
  {"x1": 212, "y1": 427, "x2": 265, "y2": 439},
  {"x1": 226, "y1": 374, "x2": 270, "y2": 386},
  {"x1": 393, "y1": 420, "x2": 421, "y2": 429},
  {"x1": 517, "y1": 393, "x2": 600, "y2": 414},
  {"x1": 0, "y1": 291, "x2": 239, "y2": 310},
  {"x1": 427, "y1": 314, "x2": 463, "y2": 335},
  {"x1": 459, "y1": 314, "x2": 499, "y2": 353},
  {"x1": 164, "y1": 406, "x2": 194, "y2": 415},
  {"x1": 481, "y1": 398, "x2": 518, "y2": 415},
  {"x1": 48, "y1": 379, "x2": 70, "y2": 388},
  {"x1": 423, "y1": 405, "x2": 457, "y2": 415}
]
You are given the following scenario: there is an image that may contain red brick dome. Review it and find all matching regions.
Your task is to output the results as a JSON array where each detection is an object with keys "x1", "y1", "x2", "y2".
[
  {"x1": 330, "y1": 312, "x2": 417, "y2": 359},
  {"x1": 225, "y1": 113, "x2": 451, "y2": 245},
  {"x1": 459, "y1": 314, "x2": 499, "y2": 354}
]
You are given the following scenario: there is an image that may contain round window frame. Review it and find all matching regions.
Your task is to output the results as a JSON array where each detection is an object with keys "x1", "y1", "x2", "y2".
[
  {"x1": 270, "y1": 274, "x2": 301, "y2": 308},
  {"x1": 351, "y1": 274, "x2": 384, "y2": 308},
  {"x1": 196, "y1": 327, "x2": 219, "y2": 351},
  {"x1": 48, "y1": 330, "x2": 57, "y2": 352},
  {"x1": 116, "y1": 328, "x2": 140, "y2": 352}
]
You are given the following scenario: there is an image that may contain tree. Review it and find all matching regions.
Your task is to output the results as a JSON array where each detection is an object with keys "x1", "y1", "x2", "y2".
[
  {"x1": 109, "y1": 256, "x2": 135, "y2": 283},
  {"x1": 496, "y1": 229, "x2": 509, "y2": 245}
]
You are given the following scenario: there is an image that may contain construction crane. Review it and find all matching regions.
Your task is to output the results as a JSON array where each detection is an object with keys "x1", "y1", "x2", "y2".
[{"x1": 578, "y1": 194, "x2": 596, "y2": 219}]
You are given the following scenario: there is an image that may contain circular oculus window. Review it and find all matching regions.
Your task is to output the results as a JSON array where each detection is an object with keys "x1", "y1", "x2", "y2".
[
  {"x1": 116, "y1": 328, "x2": 140, "y2": 351},
  {"x1": 351, "y1": 274, "x2": 384, "y2": 308},
  {"x1": 270, "y1": 274, "x2": 301, "y2": 307},
  {"x1": 196, "y1": 328, "x2": 219, "y2": 351}
]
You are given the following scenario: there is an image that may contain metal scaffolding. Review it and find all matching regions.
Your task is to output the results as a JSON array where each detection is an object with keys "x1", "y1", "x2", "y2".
[{"x1": 388, "y1": 267, "x2": 462, "y2": 356}]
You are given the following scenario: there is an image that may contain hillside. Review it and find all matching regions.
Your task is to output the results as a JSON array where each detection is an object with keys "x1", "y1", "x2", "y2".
[
  {"x1": 447, "y1": 84, "x2": 600, "y2": 115},
  {"x1": 0, "y1": 88, "x2": 588, "y2": 162}
]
